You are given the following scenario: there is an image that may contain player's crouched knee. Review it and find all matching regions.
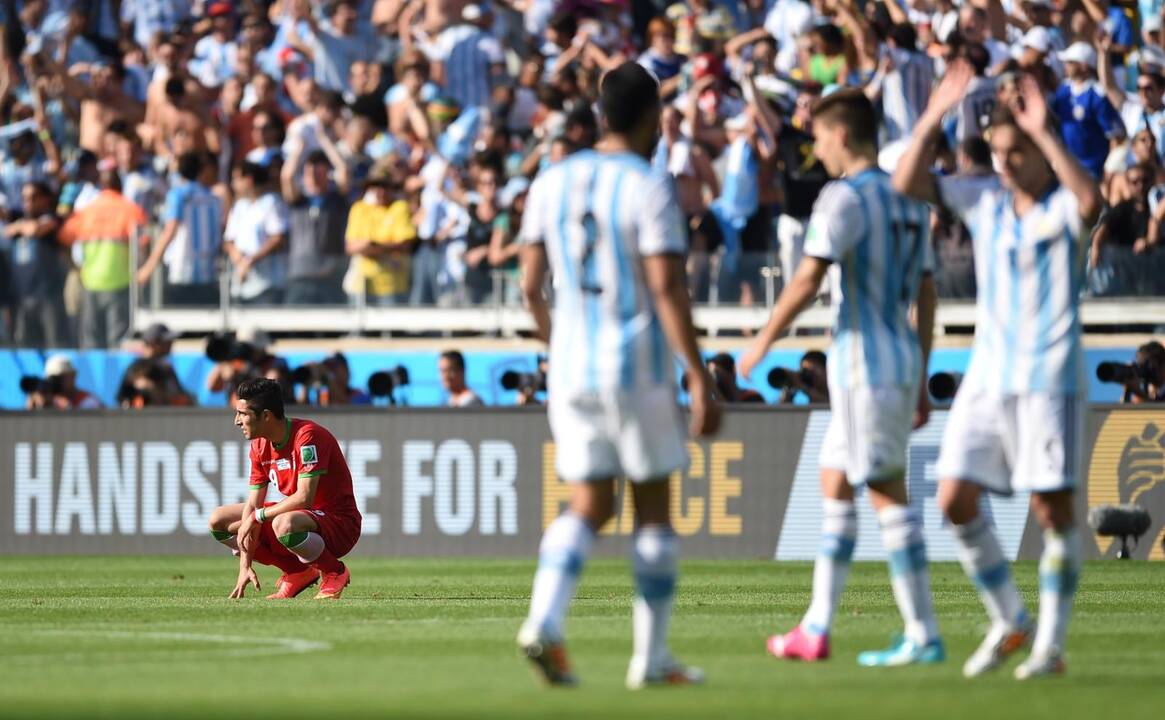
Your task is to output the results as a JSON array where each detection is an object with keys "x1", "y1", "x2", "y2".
[
  {"x1": 208, "y1": 505, "x2": 232, "y2": 532},
  {"x1": 270, "y1": 512, "x2": 296, "y2": 537}
]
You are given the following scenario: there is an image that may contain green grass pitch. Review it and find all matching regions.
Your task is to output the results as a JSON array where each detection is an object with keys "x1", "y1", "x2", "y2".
[{"x1": 1, "y1": 557, "x2": 1162, "y2": 719}]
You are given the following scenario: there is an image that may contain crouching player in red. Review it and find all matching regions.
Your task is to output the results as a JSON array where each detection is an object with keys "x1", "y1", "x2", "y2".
[{"x1": 209, "y1": 378, "x2": 362, "y2": 599}]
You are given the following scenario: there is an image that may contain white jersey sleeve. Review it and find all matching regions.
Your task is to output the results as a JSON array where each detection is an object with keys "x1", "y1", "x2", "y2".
[
  {"x1": 802, "y1": 181, "x2": 867, "y2": 262},
  {"x1": 637, "y1": 172, "x2": 688, "y2": 257},
  {"x1": 518, "y1": 172, "x2": 549, "y2": 246},
  {"x1": 936, "y1": 173, "x2": 1000, "y2": 228}
]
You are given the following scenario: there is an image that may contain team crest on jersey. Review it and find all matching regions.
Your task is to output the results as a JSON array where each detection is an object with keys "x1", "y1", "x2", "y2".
[
  {"x1": 276, "y1": 459, "x2": 291, "y2": 470},
  {"x1": 300, "y1": 445, "x2": 318, "y2": 464}
]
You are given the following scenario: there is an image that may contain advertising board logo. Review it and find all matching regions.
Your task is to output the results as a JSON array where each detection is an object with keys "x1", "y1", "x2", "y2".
[{"x1": 1086, "y1": 412, "x2": 1165, "y2": 559}]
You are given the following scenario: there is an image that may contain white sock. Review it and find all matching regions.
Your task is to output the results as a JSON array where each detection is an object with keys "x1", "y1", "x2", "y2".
[
  {"x1": 878, "y1": 504, "x2": 940, "y2": 645},
  {"x1": 279, "y1": 531, "x2": 326, "y2": 564},
  {"x1": 525, "y1": 513, "x2": 595, "y2": 642},
  {"x1": 952, "y1": 517, "x2": 1026, "y2": 628},
  {"x1": 632, "y1": 525, "x2": 678, "y2": 670},
  {"x1": 1033, "y1": 528, "x2": 1081, "y2": 657},
  {"x1": 801, "y1": 498, "x2": 857, "y2": 636}
]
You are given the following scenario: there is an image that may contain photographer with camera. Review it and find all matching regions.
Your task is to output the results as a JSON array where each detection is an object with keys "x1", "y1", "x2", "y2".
[
  {"x1": 205, "y1": 328, "x2": 291, "y2": 405},
  {"x1": 771, "y1": 350, "x2": 829, "y2": 404},
  {"x1": 706, "y1": 354, "x2": 764, "y2": 403},
  {"x1": 23, "y1": 354, "x2": 102, "y2": 410},
  {"x1": 292, "y1": 353, "x2": 370, "y2": 406},
  {"x1": 439, "y1": 350, "x2": 483, "y2": 407},
  {"x1": 117, "y1": 323, "x2": 195, "y2": 408},
  {"x1": 1101, "y1": 341, "x2": 1165, "y2": 404},
  {"x1": 500, "y1": 357, "x2": 548, "y2": 406}
]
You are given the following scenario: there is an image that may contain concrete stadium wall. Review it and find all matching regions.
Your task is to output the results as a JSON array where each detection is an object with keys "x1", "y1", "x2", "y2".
[{"x1": 1, "y1": 406, "x2": 1163, "y2": 560}]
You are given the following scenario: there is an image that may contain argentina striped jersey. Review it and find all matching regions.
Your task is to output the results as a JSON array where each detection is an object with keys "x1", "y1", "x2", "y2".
[
  {"x1": 519, "y1": 150, "x2": 686, "y2": 396},
  {"x1": 938, "y1": 175, "x2": 1086, "y2": 395},
  {"x1": 803, "y1": 169, "x2": 934, "y2": 390},
  {"x1": 162, "y1": 180, "x2": 224, "y2": 285}
]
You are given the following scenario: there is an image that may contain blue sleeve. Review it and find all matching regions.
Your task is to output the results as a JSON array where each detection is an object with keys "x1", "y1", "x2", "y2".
[
  {"x1": 1094, "y1": 92, "x2": 1126, "y2": 136},
  {"x1": 162, "y1": 186, "x2": 186, "y2": 223},
  {"x1": 1110, "y1": 10, "x2": 1135, "y2": 46}
]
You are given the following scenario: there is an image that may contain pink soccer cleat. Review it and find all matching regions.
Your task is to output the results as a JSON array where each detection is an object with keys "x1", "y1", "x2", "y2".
[
  {"x1": 265, "y1": 567, "x2": 320, "y2": 599},
  {"x1": 767, "y1": 626, "x2": 830, "y2": 662},
  {"x1": 314, "y1": 564, "x2": 351, "y2": 599}
]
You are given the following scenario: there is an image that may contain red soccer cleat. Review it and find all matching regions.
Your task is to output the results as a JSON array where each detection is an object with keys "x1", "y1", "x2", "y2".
[
  {"x1": 314, "y1": 564, "x2": 351, "y2": 599},
  {"x1": 266, "y1": 568, "x2": 320, "y2": 599},
  {"x1": 767, "y1": 625, "x2": 830, "y2": 661}
]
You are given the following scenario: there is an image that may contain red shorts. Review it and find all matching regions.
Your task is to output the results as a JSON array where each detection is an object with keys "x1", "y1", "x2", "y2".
[
  {"x1": 262, "y1": 504, "x2": 362, "y2": 558},
  {"x1": 292, "y1": 508, "x2": 362, "y2": 558}
]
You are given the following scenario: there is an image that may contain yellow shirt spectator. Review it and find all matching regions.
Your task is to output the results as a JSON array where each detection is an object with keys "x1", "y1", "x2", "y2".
[{"x1": 345, "y1": 197, "x2": 417, "y2": 300}]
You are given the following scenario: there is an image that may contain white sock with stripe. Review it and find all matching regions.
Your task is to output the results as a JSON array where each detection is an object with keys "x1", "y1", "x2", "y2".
[
  {"x1": 878, "y1": 504, "x2": 940, "y2": 645},
  {"x1": 1033, "y1": 528, "x2": 1081, "y2": 657},
  {"x1": 632, "y1": 525, "x2": 678, "y2": 670},
  {"x1": 952, "y1": 517, "x2": 1026, "y2": 628},
  {"x1": 279, "y1": 531, "x2": 326, "y2": 564},
  {"x1": 524, "y1": 513, "x2": 595, "y2": 642},
  {"x1": 800, "y1": 499, "x2": 857, "y2": 636}
]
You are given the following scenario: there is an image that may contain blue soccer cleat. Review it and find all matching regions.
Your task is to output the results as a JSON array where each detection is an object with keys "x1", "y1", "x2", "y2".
[{"x1": 857, "y1": 633, "x2": 946, "y2": 667}]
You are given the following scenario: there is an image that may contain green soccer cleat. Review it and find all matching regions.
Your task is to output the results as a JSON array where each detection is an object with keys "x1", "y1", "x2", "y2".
[{"x1": 857, "y1": 634, "x2": 946, "y2": 667}]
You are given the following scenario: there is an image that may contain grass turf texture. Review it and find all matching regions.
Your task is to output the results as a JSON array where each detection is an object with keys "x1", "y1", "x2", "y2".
[{"x1": 1, "y1": 558, "x2": 1162, "y2": 719}]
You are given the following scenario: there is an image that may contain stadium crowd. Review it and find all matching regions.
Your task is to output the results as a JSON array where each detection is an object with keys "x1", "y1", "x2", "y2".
[{"x1": 2, "y1": 0, "x2": 1165, "y2": 353}]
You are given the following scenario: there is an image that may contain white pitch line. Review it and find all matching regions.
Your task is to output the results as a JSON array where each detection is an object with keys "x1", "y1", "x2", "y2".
[{"x1": 25, "y1": 628, "x2": 331, "y2": 659}]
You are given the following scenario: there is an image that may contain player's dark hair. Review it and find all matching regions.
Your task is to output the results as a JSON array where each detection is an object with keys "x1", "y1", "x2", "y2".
[
  {"x1": 802, "y1": 350, "x2": 827, "y2": 369},
  {"x1": 811, "y1": 88, "x2": 879, "y2": 150},
  {"x1": 600, "y1": 62, "x2": 661, "y2": 135},
  {"x1": 961, "y1": 43, "x2": 990, "y2": 76},
  {"x1": 440, "y1": 350, "x2": 466, "y2": 372},
  {"x1": 889, "y1": 23, "x2": 917, "y2": 52},
  {"x1": 176, "y1": 151, "x2": 203, "y2": 182},
  {"x1": 237, "y1": 377, "x2": 285, "y2": 419},
  {"x1": 961, "y1": 136, "x2": 992, "y2": 168}
]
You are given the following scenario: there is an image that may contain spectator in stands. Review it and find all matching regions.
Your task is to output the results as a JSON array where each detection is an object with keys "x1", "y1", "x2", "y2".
[
  {"x1": 287, "y1": 0, "x2": 379, "y2": 96},
  {"x1": 58, "y1": 168, "x2": 148, "y2": 349},
  {"x1": 26, "y1": 354, "x2": 102, "y2": 410},
  {"x1": 1121, "y1": 340, "x2": 1165, "y2": 403},
  {"x1": 225, "y1": 161, "x2": 289, "y2": 306},
  {"x1": 282, "y1": 146, "x2": 351, "y2": 305},
  {"x1": 1053, "y1": 42, "x2": 1125, "y2": 178},
  {"x1": 488, "y1": 175, "x2": 529, "y2": 305},
  {"x1": 638, "y1": 17, "x2": 686, "y2": 100},
  {"x1": 0, "y1": 129, "x2": 55, "y2": 220},
  {"x1": 1093, "y1": 162, "x2": 1154, "y2": 296},
  {"x1": 461, "y1": 161, "x2": 502, "y2": 304},
  {"x1": 439, "y1": 350, "x2": 483, "y2": 407},
  {"x1": 3, "y1": 181, "x2": 69, "y2": 348},
  {"x1": 344, "y1": 164, "x2": 417, "y2": 306},
  {"x1": 136, "y1": 152, "x2": 224, "y2": 306},
  {"x1": 120, "y1": 0, "x2": 192, "y2": 51},
  {"x1": 432, "y1": 4, "x2": 505, "y2": 111},
  {"x1": 933, "y1": 137, "x2": 990, "y2": 299}
]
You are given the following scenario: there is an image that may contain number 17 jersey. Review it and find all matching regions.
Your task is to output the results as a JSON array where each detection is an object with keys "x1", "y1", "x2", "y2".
[
  {"x1": 804, "y1": 168, "x2": 935, "y2": 391},
  {"x1": 519, "y1": 150, "x2": 687, "y2": 398}
]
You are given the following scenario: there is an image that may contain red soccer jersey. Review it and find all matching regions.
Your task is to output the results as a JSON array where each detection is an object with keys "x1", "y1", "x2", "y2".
[{"x1": 249, "y1": 418, "x2": 361, "y2": 517}]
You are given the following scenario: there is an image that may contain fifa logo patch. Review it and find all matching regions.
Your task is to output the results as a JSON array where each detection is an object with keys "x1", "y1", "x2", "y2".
[{"x1": 300, "y1": 445, "x2": 318, "y2": 464}]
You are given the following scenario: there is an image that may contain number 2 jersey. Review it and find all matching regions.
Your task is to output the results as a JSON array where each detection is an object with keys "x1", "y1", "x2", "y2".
[
  {"x1": 803, "y1": 168, "x2": 935, "y2": 391},
  {"x1": 519, "y1": 150, "x2": 687, "y2": 398},
  {"x1": 248, "y1": 418, "x2": 361, "y2": 518}
]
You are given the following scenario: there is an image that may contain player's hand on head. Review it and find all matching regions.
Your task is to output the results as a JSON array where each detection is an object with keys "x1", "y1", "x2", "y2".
[
  {"x1": 929, "y1": 59, "x2": 973, "y2": 116},
  {"x1": 1010, "y1": 74, "x2": 1048, "y2": 135}
]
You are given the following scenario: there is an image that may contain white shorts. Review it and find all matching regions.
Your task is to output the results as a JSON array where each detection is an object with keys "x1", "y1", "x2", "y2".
[
  {"x1": 820, "y1": 384, "x2": 917, "y2": 486},
  {"x1": 935, "y1": 388, "x2": 1085, "y2": 495},
  {"x1": 547, "y1": 386, "x2": 688, "y2": 483}
]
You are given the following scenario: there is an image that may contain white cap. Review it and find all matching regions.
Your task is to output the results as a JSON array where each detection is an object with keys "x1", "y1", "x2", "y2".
[
  {"x1": 1021, "y1": 26, "x2": 1052, "y2": 54},
  {"x1": 1145, "y1": 15, "x2": 1162, "y2": 33},
  {"x1": 461, "y1": 3, "x2": 483, "y2": 22},
  {"x1": 44, "y1": 354, "x2": 76, "y2": 377},
  {"x1": 1058, "y1": 41, "x2": 1098, "y2": 69},
  {"x1": 1141, "y1": 44, "x2": 1165, "y2": 73}
]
